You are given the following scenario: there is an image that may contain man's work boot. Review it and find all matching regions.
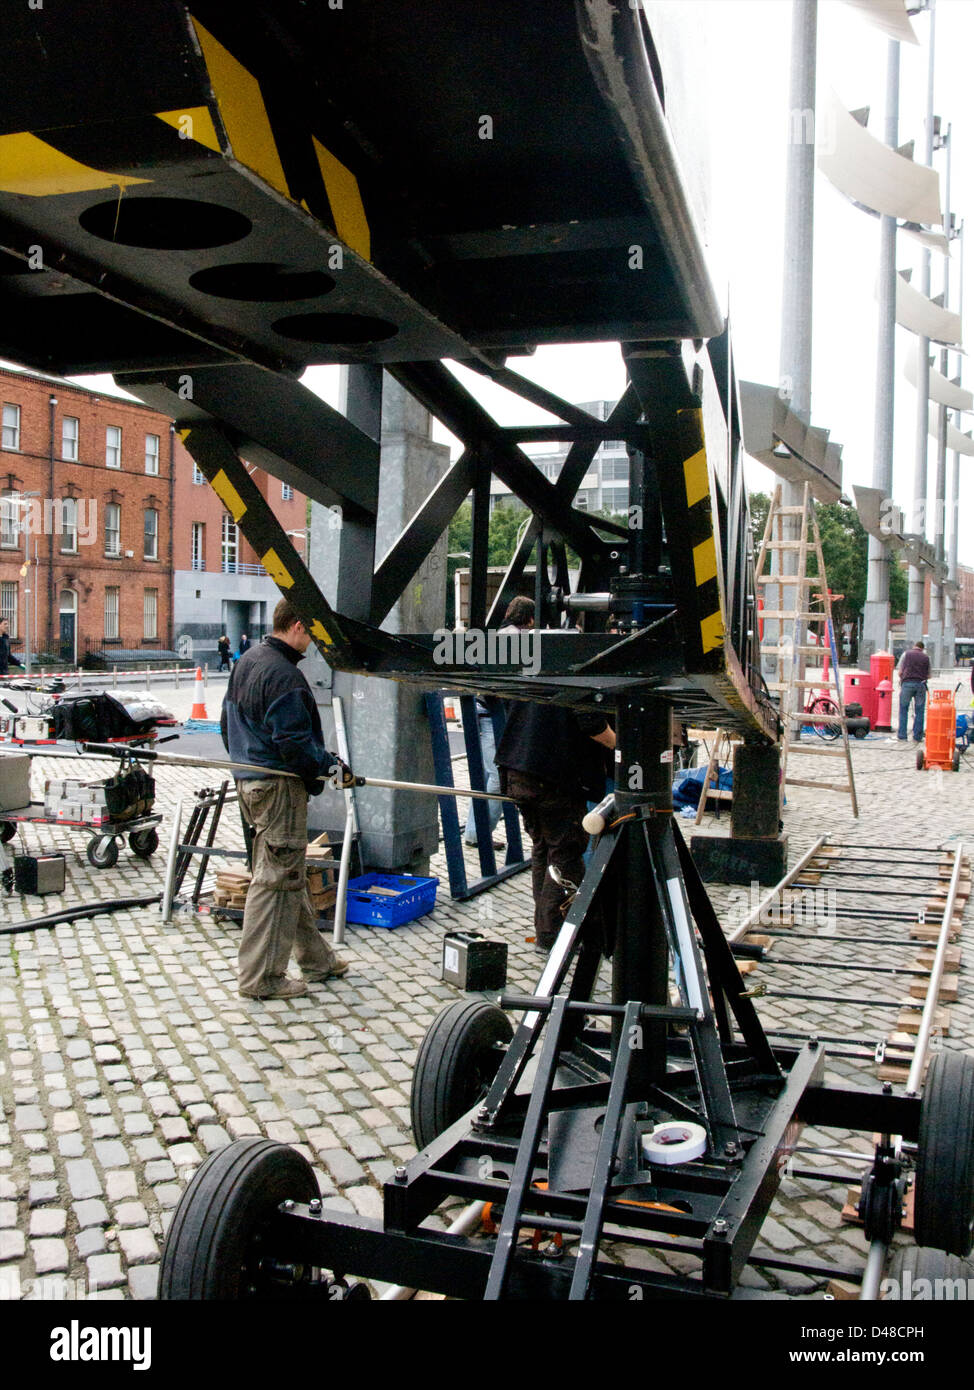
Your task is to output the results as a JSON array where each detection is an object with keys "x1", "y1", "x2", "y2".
[
  {"x1": 239, "y1": 977, "x2": 308, "y2": 1000},
  {"x1": 303, "y1": 959, "x2": 350, "y2": 983}
]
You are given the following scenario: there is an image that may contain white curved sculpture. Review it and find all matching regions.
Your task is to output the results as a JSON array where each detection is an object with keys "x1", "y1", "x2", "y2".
[
  {"x1": 927, "y1": 405, "x2": 974, "y2": 455},
  {"x1": 817, "y1": 89, "x2": 941, "y2": 226},
  {"x1": 895, "y1": 273, "x2": 962, "y2": 345},
  {"x1": 840, "y1": 0, "x2": 919, "y2": 45},
  {"x1": 905, "y1": 351, "x2": 973, "y2": 412}
]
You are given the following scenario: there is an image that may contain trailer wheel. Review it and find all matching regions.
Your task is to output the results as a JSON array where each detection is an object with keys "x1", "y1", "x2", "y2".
[
  {"x1": 914, "y1": 1051, "x2": 974, "y2": 1256},
  {"x1": 916, "y1": 748, "x2": 925, "y2": 771},
  {"x1": 953, "y1": 751, "x2": 961, "y2": 773},
  {"x1": 128, "y1": 827, "x2": 159, "y2": 858},
  {"x1": 0, "y1": 822, "x2": 15, "y2": 843},
  {"x1": 411, "y1": 1000, "x2": 513, "y2": 1151},
  {"x1": 159, "y1": 1137, "x2": 319, "y2": 1299},
  {"x1": 885, "y1": 1244, "x2": 974, "y2": 1297},
  {"x1": 86, "y1": 836, "x2": 119, "y2": 869}
]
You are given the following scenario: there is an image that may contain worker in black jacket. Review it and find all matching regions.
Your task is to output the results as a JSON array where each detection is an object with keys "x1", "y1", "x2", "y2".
[
  {"x1": 496, "y1": 700, "x2": 615, "y2": 953},
  {"x1": 221, "y1": 598, "x2": 354, "y2": 1000}
]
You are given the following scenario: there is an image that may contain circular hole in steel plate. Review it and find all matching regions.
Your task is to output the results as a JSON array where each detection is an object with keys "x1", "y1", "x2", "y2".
[
  {"x1": 271, "y1": 312, "x2": 398, "y2": 344},
  {"x1": 79, "y1": 197, "x2": 252, "y2": 249},
  {"x1": 189, "y1": 262, "x2": 335, "y2": 301}
]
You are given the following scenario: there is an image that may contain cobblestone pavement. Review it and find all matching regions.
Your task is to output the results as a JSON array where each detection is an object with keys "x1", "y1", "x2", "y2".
[{"x1": 0, "y1": 691, "x2": 971, "y2": 1302}]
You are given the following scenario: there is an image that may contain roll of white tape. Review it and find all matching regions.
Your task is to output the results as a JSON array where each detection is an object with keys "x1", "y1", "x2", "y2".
[{"x1": 641, "y1": 1121, "x2": 708, "y2": 1166}]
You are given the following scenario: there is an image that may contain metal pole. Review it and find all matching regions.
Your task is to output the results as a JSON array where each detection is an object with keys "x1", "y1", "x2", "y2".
[
  {"x1": 330, "y1": 695, "x2": 357, "y2": 947},
  {"x1": 929, "y1": 120, "x2": 951, "y2": 668},
  {"x1": 729, "y1": 835, "x2": 828, "y2": 943},
  {"x1": 906, "y1": 1, "x2": 937, "y2": 646},
  {"x1": 160, "y1": 797, "x2": 184, "y2": 924},
  {"x1": 944, "y1": 218, "x2": 964, "y2": 664},
  {"x1": 766, "y1": 0, "x2": 818, "y2": 680},
  {"x1": 905, "y1": 842, "x2": 964, "y2": 1095},
  {"x1": 862, "y1": 39, "x2": 900, "y2": 661}
]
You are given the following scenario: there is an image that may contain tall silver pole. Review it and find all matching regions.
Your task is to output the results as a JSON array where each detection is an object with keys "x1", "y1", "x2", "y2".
[
  {"x1": 862, "y1": 39, "x2": 900, "y2": 662},
  {"x1": 906, "y1": 1, "x2": 936, "y2": 647},
  {"x1": 928, "y1": 122, "x2": 951, "y2": 668},
  {"x1": 764, "y1": 0, "x2": 818, "y2": 681},
  {"x1": 944, "y1": 216, "x2": 964, "y2": 664}
]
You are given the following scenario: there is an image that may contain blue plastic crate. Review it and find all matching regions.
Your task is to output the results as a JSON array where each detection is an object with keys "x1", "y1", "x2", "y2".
[{"x1": 344, "y1": 873, "x2": 439, "y2": 928}]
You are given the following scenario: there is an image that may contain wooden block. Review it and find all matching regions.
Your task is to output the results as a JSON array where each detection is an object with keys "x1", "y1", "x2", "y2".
[
  {"x1": 879, "y1": 1058, "x2": 927, "y2": 1083},
  {"x1": 896, "y1": 1006, "x2": 950, "y2": 1036},
  {"x1": 827, "y1": 1279, "x2": 861, "y2": 1301},
  {"x1": 910, "y1": 923, "x2": 961, "y2": 942},
  {"x1": 916, "y1": 946, "x2": 962, "y2": 969},
  {"x1": 909, "y1": 973, "x2": 959, "y2": 1002}
]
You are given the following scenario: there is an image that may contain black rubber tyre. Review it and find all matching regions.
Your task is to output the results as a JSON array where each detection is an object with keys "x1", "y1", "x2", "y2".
[
  {"x1": 128, "y1": 827, "x2": 159, "y2": 858},
  {"x1": 914, "y1": 1051, "x2": 974, "y2": 1256},
  {"x1": 953, "y1": 751, "x2": 961, "y2": 773},
  {"x1": 411, "y1": 1000, "x2": 513, "y2": 1151},
  {"x1": 0, "y1": 822, "x2": 15, "y2": 843},
  {"x1": 86, "y1": 835, "x2": 119, "y2": 869},
  {"x1": 159, "y1": 1137, "x2": 319, "y2": 1299},
  {"x1": 809, "y1": 696, "x2": 840, "y2": 741},
  {"x1": 917, "y1": 747, "x2": 925, "y2": 771},
  {"x1": 853, "y1": 726, "x2": 868, "y2": 739},
  {"x1": 885, "y1": 1244, "x2": 974, "y2": 1298}
]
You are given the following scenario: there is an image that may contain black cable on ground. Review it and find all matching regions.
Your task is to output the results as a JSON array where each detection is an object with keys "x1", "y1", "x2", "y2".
[{"x1": 0, "y1": 893, "x2": 162, "y2": 936}]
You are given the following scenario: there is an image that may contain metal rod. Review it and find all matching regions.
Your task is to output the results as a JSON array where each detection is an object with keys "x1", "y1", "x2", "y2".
[
  {"x1": 728, "y1": 835, "x2": 828, "y2": 943},
  {"x1": 906, "y1": 842, "x2": 964, "y2": 1094},
  {"x1": 0, "y1": 894, "x2": 162, "y2": 937},
  {"x1": 79, "y1": 742, "x2": 513, "y2": 801},
  {"x1": 757, "y1": 959, "x2": 929, "y2": 977},
  {"x1": 160, "y1": 797, "x2": 183, "y2": 924},
  {"x1": 331, "y1": 695, "x2": 355, "y2": 948},
  {"x1": 859, "y1": 1237, "x2": 887, "y2": 1302}
]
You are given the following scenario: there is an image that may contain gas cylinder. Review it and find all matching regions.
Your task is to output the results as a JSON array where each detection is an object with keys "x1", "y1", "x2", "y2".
[{"x1": 874, "y1": 678, "x2": 893, "y2": 733}]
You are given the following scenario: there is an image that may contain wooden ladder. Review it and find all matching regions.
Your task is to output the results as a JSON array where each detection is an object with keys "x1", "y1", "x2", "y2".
[{"x1": 756, "y1": 483, "x2": 858, "y2": 817}]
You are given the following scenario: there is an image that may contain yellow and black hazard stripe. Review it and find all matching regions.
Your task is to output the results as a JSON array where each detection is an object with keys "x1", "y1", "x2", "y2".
[
  {"x1": 678, "y1": 409, "x2": 724, "y2": 657},
  {"x1": 179, "y1": 425, "x2": 348, "y2": 663}
]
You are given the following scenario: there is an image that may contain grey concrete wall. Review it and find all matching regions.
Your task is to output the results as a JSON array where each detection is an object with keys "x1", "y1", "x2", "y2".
[{"x1": 307, "y1": 374, "x2": 450, "y2": 870}]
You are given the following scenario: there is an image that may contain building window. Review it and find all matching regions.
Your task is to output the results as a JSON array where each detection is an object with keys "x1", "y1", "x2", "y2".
[
  {"x1": 0, "y1": 494, "x2": 19, "y2": 549},
  {"x1": 575, "y1": 491, "x2": 591, "y2": 510},
  {"x1": 104, "y1": 503, "x2": 121, "y2": 557},
  {"x1": 0, "y1": 581, "x2": 17, "y2": 635},
  {"x1": 61, "y1": 498, "x2": 78, "y2": 553},
  {"x1": 282, "y1": 482, "x2": 293, "y2": 501},
  {"x1": 144, "y1": 508, "x2": 158, "y2": 560},
  {"x1": 104, "y1": 587, "x2": 119, "y2": 640},
  {"x1": 191, "y1": 522, "x2": 205, "y2": 572},
  {"x1": 106, "y1": 425, "x2": 122, "y2": 469},
  {"x1": 221, "y1": 513, "x2": 238, "y2": 572},
  {"x1": 192, "y1": 463, "x2": 205, "y2": 485},
  {"x1": 143, "y1": 588, "x2": 158, "y2": 640},
  {"x1": 62, "y1": 416, "x2": 79, "y2": 461},
  {"x1": 2, "y1": 404, "x2": 21, "y2": 451},
  {"x1": 145, "y1": 433, "x2": 160, "y2": 475},
  {"x1": 601, "y1": 487, "x2": 629, "y2": 514},
  {"x1": 601, "y1": 456, "x2": 629, "y2": 482}
]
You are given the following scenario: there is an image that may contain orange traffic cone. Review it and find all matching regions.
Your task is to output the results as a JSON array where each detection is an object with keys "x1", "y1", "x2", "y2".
[{"x1": 190, "y1": 667, "x2": 208, "y2": 720}]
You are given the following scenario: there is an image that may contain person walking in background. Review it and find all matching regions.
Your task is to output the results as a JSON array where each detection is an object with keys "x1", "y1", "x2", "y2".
[
  {"x1": 237, "y1": 633, "x2": 251, "y2": 661},
  {"x1": 0, "y1": 619, "x2": 22, "y2": 677},
  {"x1": 897, "y1": 640, "x2": 931, "y2": 742},
  {"x1": 217, "y1": 634, "x2": 232, "y2": 672}
]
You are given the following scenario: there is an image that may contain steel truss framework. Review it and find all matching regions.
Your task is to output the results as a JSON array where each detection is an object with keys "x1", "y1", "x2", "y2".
[{"x1": 0, "y1": 0, "x2": 944, "y2": 1301}]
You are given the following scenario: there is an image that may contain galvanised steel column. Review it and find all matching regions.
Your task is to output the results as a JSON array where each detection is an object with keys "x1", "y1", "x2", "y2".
[
  {"x1": 943, "y1": 217, "x2": 963, "y2": 665},
  {"x1": 764, "y1": 0, "x2": 818, "y2": 686},
  {"x1": 862, "y1": 39, "x2": 900, "y2": 662},
  {"x1": 928, "y1": 124, "x2": 951, "y2": 669},
  {"x1": 906, "y1": 3, "x2": 937, "y2": 647}
]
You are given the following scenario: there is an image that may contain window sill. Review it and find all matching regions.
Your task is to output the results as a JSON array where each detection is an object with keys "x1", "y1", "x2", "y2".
[
  {"x1": 143, "y1": 555, "x2": 159, "y2": 563},
  {"x1": 104, "y1": 551, "x2": 122, "y2": 560}
]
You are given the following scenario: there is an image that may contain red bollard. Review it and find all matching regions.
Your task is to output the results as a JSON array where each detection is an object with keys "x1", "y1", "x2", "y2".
[{"x1": 874, "y1": 678, "x2": 893, "y2": 732}]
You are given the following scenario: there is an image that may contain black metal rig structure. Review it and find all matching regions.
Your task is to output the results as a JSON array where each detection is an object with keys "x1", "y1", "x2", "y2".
[{"x1": 1, "y1": 0, "x2": 966, "y2": 1301}]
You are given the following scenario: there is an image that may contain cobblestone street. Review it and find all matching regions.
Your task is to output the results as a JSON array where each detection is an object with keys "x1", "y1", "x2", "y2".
[{"x1": 0, "y1": 704, "x2": 971, "y2": 1302}]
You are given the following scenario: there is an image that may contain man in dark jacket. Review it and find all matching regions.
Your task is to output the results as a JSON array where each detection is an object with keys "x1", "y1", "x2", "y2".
[
  {"x1": 897, "y1": 641, "x2": 931, "y2": 741},
  {"x1": 496, "y1": 701, "x2": 615, "y2": 952},
  {"x1": 0, "y1": 620, "x2": 22, "y2": 677},
  {"x1": 222, "y1": 598, "x2": 354, "y2": 999}
]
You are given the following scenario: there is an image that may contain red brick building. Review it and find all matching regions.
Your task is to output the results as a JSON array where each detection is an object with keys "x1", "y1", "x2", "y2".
[{"x1": 0, "y1": 366, "x2": 173, "y2": 665}]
